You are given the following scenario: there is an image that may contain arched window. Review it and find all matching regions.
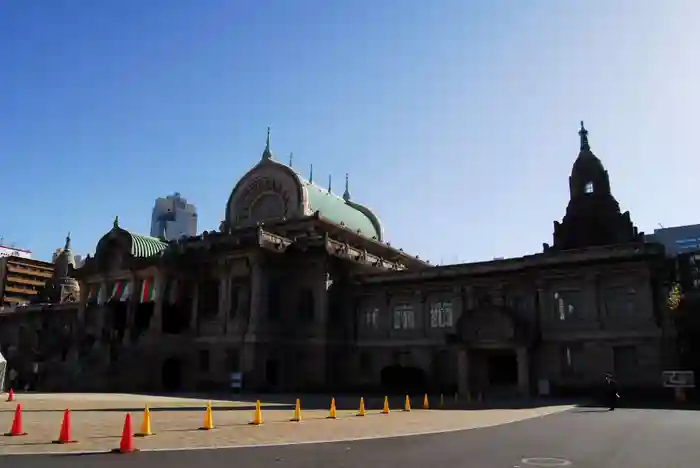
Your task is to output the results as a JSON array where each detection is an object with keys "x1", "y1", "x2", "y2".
[{"x1": 584, "y1": 181, "x2": 594, "y2": 194}]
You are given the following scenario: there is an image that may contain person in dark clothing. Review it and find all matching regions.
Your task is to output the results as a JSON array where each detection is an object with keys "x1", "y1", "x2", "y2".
[{"x1": 605, "y1": 373, "x2": 619, "y2": 411}]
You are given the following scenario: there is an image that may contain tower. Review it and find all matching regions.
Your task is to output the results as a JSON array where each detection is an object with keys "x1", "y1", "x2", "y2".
[
  {"x1": 550, "y1": 122, "x2": 643, "y2": 251},
  {"x1": 149, "y1": 193, "x2": 198, "y2": 241},
  {"x1": 35, "y1": 233, "x2": 80, "y2": 303}
]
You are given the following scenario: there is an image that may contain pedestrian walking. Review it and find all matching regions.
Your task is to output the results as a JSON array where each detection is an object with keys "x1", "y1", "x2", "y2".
[{"x1": 605, "y1": 373, "x2": 619, "y2": 411}]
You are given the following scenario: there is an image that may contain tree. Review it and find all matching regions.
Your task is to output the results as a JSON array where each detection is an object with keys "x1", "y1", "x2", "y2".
[{"x1": 668, "y1": 282, "x2": 700, "y2": 371}]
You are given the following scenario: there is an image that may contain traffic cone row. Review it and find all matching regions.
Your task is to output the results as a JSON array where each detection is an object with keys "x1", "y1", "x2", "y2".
[{"x1": 2, "y1": 395, "x2": 436, "y2": 453}]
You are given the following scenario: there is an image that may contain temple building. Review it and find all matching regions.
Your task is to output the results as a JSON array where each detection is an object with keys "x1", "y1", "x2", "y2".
[{"x1": 0, "y1": 123, "x2": 677, "y2": 396}]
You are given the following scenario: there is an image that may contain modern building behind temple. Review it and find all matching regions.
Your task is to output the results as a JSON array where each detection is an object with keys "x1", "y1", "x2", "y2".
[{"x1": 0, "y1": 123, "x2": 676, "y2": 397}]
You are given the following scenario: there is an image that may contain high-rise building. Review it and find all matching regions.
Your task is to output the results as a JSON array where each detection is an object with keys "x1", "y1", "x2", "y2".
[
  {"x1": 645, "y1": 224, "x2": 700, "y2": 257},
  {"x1": 149, "y1": 192, "x2": 197, "y2": 241},
  {"x1": 0, "y1": 250, "x2": 54, "y2": 307}
]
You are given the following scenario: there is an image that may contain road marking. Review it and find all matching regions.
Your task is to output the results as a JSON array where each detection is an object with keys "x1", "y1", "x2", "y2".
[{"x1": 521, "y1": 457, "x2": 572, "y2": 466}]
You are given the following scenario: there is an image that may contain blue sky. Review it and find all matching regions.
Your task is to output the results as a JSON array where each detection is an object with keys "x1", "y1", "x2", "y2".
[{"x1": 1, "y1": 0, "x2": 697, "y2": 264}]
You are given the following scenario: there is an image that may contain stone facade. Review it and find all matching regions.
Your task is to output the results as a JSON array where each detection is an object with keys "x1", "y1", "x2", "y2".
[{"x1": 0, "y1": 124, "x2": 679, "y2": 396}]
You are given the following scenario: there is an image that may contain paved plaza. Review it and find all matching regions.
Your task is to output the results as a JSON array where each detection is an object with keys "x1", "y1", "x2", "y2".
[
  {"x1": 0, "y1": 393, "x2": 575, "y2": 455},
  {"x1": 2, "y1": 403, "x2": 698, "y2": 468}
]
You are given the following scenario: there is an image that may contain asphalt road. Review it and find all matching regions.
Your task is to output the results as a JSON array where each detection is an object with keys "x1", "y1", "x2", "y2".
[{"x1": 1, "y1": 406, "x2": 698, "y2": 468}]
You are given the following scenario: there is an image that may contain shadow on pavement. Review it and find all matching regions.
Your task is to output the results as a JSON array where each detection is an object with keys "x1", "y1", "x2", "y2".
[{"x1": 130, "y1": 392, "x2": 582, "y2": 412}]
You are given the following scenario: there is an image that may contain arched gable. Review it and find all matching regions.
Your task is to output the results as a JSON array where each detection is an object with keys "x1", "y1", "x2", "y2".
[{"x1": 225, "y1": 159, "x2": 310, "y2": 228}]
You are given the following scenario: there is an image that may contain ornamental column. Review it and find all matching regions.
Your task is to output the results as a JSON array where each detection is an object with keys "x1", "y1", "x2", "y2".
[
  {"x1": 150, "y1": 272, "x2": 165, "y2": 335},
  {"x1": 457, "y1": 347, "x2": 470, "y2": 397},
  {"x1": 189, "y1": 282, "x2": 199, "y2": 334},
  {"x1": 218, "y1": 273, "x2": 228, "y2": 335},
  {"x1": 517, "y1": 346, "x2": 531, "y2": 397}
]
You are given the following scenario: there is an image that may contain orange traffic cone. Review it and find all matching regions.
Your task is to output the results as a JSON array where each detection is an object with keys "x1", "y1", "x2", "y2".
[
  {"x1": 357, "y1": 397, "x2": 366, "y2": 417},
  {"x1": 6, "y1": 388, "x2": 14, "y2": 402},
  {"x1": 199, "y1": 401, "x2": 214, "y2": 430},
  {"x1": 290, "y1": 399, "x2": 301, "y2": 422},
  {"x1": 52, "y1": 409, "x2": 77, "y2": 444},
  {"x1": 250, "y1": 400, "x2": 263, "y2": 425},
  {"x1": 111, "y1": 413, "x2": 137, "y2": 453},
  {"x1": 327, "y1": 398, "x2": 337, "y2": 419},
  {"x1": 4, "y1": 403, "x2": 27, "y2": 436}
]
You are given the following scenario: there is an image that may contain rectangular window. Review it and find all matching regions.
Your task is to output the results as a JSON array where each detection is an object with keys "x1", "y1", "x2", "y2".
[
  {"x1": 392, "y1": 304, "x2": 415, "y2": 330},
  {"x1": 298, "y1": 288, "x2": 315, "y2": 322},
  {"x1": 226, "y1": 348, "x2": 240, "y2": 372},
  {"x1": 199, "y1": 349, "x2": 210, "y2": 372},
  {"x1": 603, "y1": 287, "x2": 636, "y2": 320},
  {"x1": 560, "y1": 344, "x2": 584, "y2": 376},
  {"x1": 552, "y1": 290, "x2": 582, "y2": 321},
  {"x1": 268, "y1": 279, "x2": 282, "y2": 320},
  {"x1": 364, "y1": 307, "x2": 379, "y2": 329},
  {"x1": 229, "y1": 285, "x2": 239, "y2": 319},
  {"x1": 429, "y1": 300, "x2": 453, "y2": 328}
]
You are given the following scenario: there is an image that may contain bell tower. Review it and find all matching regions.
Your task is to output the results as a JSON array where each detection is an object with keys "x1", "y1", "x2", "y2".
[{"x1": 550, "y1": 122, "x2": 643, "y2": 251}]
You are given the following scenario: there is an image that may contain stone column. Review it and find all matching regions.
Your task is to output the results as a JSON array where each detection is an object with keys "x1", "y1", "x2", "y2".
[
  {"x1": 218, "y1": 274, "x2": 229, "y2": 335},
  {"x1": 245, "y1": 260, "x2": 264, "y2": 337},
  {"x1": 242, "y1": 257, "x2": 265, "y2": 388},
  {"x1": 94, "y1": 280, "x2": 108, "y2": 331},
  {"x1": 150, "y1": 272, "x2": 165, "y2": 335},
  {"x1": 517, "y1": 346, "x2": 531, "y2": 397},
  {"x1": 457, "y1": 347, "x2": 470, "y2": 397},
  {"x1": 314, "y1": 265, "x2": 329, "y2": 328},
  {"x1": 189, "y1": 283, "x2": 199, "y2": 334}
]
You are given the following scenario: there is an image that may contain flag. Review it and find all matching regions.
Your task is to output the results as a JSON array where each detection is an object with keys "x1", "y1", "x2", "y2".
[
  {"x1": 140, "y1": 278, "x2": 156, "y2": 303},
  {"x1": 87, "y1": 284, "x2": 97, "y2": 302},
  {"x1": 110, "y1": 280, "x2": 131, "y2": 302}
]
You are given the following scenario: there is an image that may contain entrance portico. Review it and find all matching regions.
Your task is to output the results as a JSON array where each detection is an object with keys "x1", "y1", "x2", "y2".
[{"x1": 452, "y1": 305, "x2": 535, "y2": 398}]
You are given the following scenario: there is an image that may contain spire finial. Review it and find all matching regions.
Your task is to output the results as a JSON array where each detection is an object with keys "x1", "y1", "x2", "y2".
[
  {"x1": 309, "y1": 163, "x2": 314, "y2": 183},
  {"x1": 343, "y1": 173, "x2": 351, "y2": 201},
  {"x1": 289, "y1": 152, "x2": 293, "y2": 167},
  {"x1": 579, "y1": 120, "x2": 590, "y2": 151},
  {"x1": 262, "y1": 126, "x2": 272, "y2": 159},
  {"x1": 328, "y1": 174, "x2": 332, "y2": 193},
  {"x1": 113, "y1": 216, "x2": 119, "y2": 229},
  {"x1": 65, "y1": 232, "x2": 71, "y2": 250}
]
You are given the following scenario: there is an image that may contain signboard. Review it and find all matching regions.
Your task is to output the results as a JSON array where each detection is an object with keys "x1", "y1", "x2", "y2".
[
  {"x1": 229, "y1": 372, "x2": 242, "y2": 392},
  {"x1": 0, "y1": 246, "x2": 32, "y2": 259},
  {"x1": 662, "y1": 370, "x2": 695, "y2": 388}
]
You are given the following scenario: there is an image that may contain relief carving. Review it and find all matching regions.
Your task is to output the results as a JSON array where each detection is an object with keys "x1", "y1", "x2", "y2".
[{"x1": 231, "y1": 173, "x2": 300, "y2": 224}]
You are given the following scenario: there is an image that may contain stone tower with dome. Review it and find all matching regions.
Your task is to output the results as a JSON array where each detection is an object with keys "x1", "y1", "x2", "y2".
[{"x1": 34, "y1": 233, "x2": 80, "y2": 304}]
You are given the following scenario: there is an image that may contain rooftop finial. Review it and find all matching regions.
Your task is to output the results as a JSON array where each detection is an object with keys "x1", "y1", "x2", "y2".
[
  {"x1": 343, "y1": 173, "x2": 351, "y2": 201},
  {"x1": 309, "y1": 163, "x2": 314, "y2": 183},
  {"x1": 64, "y1": 232, "x2": 71, "y2": 250},
  {"x1": 262, "y1": 126, "x2": 272, "y2": 159},
  {"x1": 579, "y1": 120, "x2": 590, "y2": 151},
  {"x1": 113, "y1": 216, "x2": 119, "y2": 229},
  {"x1": 289, "y1": 152, "x2": 293, "y2": 167},
  {"x1": 328, "y1": 173, "x2": 332, "y2": 193}
]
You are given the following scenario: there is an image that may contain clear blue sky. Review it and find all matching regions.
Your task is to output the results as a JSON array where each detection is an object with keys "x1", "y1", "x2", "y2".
[{"x1": 1, "y1": 0, "x2": 697, "y2": 264}]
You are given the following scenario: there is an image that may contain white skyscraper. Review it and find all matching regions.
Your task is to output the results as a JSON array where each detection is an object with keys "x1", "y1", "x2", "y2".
[{"x1": 150, "y1": 192, "x2": 198, "y2": 241}]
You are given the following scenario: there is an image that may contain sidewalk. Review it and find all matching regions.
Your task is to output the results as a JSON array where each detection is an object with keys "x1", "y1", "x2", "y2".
[{"x1": 0, "y1": 393, "x2": 577, "y2": 455}]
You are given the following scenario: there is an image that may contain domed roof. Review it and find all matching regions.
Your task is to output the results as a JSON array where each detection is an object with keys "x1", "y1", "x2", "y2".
[
  {"x1": 225, "y1": 130, "x2": 385, "y2": 241},
  {"x1": 55, "y1": 233, "x2": 76, "y2": 272},
  {"x1": 571, "y1": 121, "x2": 606, "y2": 176},
  {"x1": 297, "y1": 172, "x2": 383, "y2": 241}
]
